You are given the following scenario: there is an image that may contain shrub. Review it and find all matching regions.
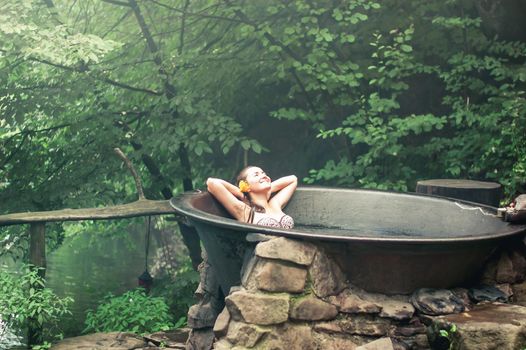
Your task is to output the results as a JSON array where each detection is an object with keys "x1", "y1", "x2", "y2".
[
  {"x1": 84, "y1": 288, "x2": 175, "y2": 334},
  {"x1": 0, "y1": 265, "x2": 72, "y2": 348},
  {"x1": 150, "y1": 258, "x2": 200, "y2": 322}
]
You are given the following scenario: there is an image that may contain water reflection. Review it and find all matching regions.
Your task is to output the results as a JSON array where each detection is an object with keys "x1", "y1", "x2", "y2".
[{"x1": 46, "y1": 224, "x2": 158, "y2": 336}]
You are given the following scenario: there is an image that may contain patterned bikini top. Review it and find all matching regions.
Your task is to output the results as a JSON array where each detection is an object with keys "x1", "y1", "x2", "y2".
[{"x1": 255, "y1": 214, "x2": 295, "y2": 229}]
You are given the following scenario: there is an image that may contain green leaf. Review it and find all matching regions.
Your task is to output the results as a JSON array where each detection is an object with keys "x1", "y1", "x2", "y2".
[
  {"x1": 400, "y1": 44, "x2": 412, "y2": 52},
  {"x1": 240, "y1": 140, "x2": 250, "y2": 150}
]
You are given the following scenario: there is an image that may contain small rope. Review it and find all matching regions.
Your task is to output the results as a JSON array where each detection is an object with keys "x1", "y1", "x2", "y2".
[
  {"x1": 454, "y1": 202, "x2": 496, "y2": 216},
  {"x1": 145, "y1": 216, "x2": 151, "y2": 271}
]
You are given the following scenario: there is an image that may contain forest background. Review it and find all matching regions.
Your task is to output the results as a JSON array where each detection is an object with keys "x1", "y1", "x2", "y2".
[{"x1": 1, "y1": 0, "x2": 525, "y2": 346}]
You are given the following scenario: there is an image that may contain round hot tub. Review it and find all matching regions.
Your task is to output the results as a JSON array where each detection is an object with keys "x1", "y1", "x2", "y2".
[{"x1": 171, "y1": 187, "x2": 526, "y2": 294}]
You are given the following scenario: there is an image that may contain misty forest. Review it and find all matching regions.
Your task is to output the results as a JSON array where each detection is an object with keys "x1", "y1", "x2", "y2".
[{"x1": 1, "y1": 0, "x2": 525, "y2": 348}]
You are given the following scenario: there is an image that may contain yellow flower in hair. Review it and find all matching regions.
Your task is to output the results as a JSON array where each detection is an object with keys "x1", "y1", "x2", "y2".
[{"x1": 238, "y1": 180, "x2": 251, "y2": 193}]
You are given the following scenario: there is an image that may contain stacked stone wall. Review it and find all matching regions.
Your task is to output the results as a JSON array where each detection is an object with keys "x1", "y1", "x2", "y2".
[{"x1": 188, "y1": 235, "x2": 526, "y2": 350}]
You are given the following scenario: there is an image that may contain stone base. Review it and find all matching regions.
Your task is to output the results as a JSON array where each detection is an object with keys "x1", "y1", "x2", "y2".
[
  {"x1": 50, "y1": 331, "x2": 187, "y2": 350},
  {"x1": 428, "y1": 303, "x2": 526, "y2": 350},
  {"x1": 195, "y1": 236, "x2": 526, "y2": 350}
]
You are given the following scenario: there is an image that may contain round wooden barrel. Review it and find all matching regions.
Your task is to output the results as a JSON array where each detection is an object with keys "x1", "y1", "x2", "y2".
[{"x1": 416, "y1": 179, "x2": 502, "y2": 207}]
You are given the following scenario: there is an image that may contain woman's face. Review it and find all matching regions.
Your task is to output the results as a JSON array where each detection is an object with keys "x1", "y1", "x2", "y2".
[{"x1": 244, "y1": 167, "x2": 271, "y2": 192}]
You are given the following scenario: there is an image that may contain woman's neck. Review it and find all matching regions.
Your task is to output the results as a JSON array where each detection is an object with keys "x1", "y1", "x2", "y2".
[{"x1": 249, "y1": 192, "x2": 271, "y2": 211}]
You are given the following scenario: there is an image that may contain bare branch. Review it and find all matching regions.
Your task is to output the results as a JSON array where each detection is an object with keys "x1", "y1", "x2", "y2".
[
  {"x1": 128, "y1": 0, "x2": 176, "y2": 97},
  {"x1": 29, "y1": 56, "x2": 162, "y2": 95},
  {"x1": 114, "y1": 147, "x2": 146, "y2": 200},
  {"x1": 0, "y1": 134, "x2": 29, "y2": 171},
  {"x1": 101, "y1": 9, "x2": 133, "y2": 39},
  {"x1": 147, "y1": 0, "x2": 242, "y2": 23},
  {"x1": 178, "y1": 0, "x2": 190, "y2": 55},
  {"x1": 101, "y1": 0, "x2": 132, "y2": 7}
]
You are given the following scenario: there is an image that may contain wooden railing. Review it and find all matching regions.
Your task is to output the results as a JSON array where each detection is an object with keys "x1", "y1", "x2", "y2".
[
  {"x1": 0, "y1": 149, "x2": 182, "y2": 346},
  {"x1": 0, "y1": 199, "x2": 178, "y2": 345}
]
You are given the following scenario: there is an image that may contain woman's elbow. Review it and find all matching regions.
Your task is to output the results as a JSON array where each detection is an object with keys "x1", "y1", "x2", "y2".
[
  {"x1": 206, "y1": 177, "x2": 218, "y2": 192},
  {"x1": 290, "y1": 175, "x2": 298, "y2": 185}
]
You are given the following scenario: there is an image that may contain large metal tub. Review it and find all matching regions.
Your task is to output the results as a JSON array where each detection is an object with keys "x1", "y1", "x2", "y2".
[{"x1": 170, "y1": 187, "x2": 526, "y2": 294}]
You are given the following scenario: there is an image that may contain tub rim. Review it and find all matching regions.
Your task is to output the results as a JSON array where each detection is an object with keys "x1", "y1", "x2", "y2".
[{"x1": 170, "y1": 186, "x2": 526, "y2": 244}]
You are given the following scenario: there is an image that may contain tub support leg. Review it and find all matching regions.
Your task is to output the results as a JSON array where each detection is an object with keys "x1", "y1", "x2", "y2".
[{"x1": 186, "y1": 250, "x2": 224, "y2": 350}]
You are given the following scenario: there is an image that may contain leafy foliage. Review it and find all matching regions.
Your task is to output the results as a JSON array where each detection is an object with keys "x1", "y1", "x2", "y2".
[
  {"x1": 0, "y1": 265, "x2": 72, "y2": 346},
  {"x1": 0, "y1": 316, "x2": 23, "y2": 350},
  {"x1": 150, "y1": 258, "x2": 200, "y2": 321},
  {"x1": 83, "y1": 288, "x2": 176, "y2": 334},
  {"x1": 1, "y1": 0, "x2": 525, "y2": 341}
]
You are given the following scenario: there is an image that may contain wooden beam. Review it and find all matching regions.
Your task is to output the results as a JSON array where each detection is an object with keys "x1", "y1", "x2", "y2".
[{"x1": 0, "y1": 199, "x2": 177, "y2": 226}]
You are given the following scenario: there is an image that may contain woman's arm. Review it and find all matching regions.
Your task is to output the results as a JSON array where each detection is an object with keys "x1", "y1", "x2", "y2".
[
  {"x1": 270, "y1": 175, "x2": 298, "y2": 209},
  {"x1": 206, "y1": 178, "x2": 247, "y2": 220}
]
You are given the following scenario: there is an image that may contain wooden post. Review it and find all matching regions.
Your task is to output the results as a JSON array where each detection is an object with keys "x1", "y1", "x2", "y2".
[
  {"x1": 29, "y1": 222, "x2": 46, "y2": 277},
  {"x1": 28, "y1": 222, "x2": 46, "y2": 346}
]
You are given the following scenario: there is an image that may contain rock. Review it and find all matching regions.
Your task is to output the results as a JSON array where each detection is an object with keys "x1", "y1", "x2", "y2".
[
  {"x1": 339, "y1": 315, "x2": 393, "y2": 336},
  {"x1": 51, "y1": 332, "x2": 146, "y2": 350},
  {"x1": 212, "y1": 339, "x2": 233, "y2": 350},
  {"x1": 510, "y1": 249, "x2": 526, "y2": 281},
  {"x1": 255, "y1": 237, "x2": 317, "y2": 265},
  {"x1": 226, "y1": 321, "x2": 270, "y2": 347},
  {"x1": 495, "y1": 283, "x2": 514, "y2": 299},
  {"x1": 512, "y1": 280, "x2": 526, "y2": 306},
  {"x1": 229, "y1": 285, "x2": 243, "y2": 294},
  {"x1": 312, "y1": 332, "x2": 359, "y2": 349},
  {"x1": 328, "y1": 289, "x2": 382, "y2": 314},
  {"x1": 355, "y1": 337, "x2": 395, "y2": 350},
  {"x1": 413, "y1": 334, "x2": 430, "y2": 349},
  {"x1": 430, "y1": 303, "x2": 526, "y2": 350},
  {"x1": 329, "y1": 288, "x2": 414, "y2": 320},
  {"x1": 188, "y1": 302, "x2": 218, "y2": 329},
  {"x1": 255, "y1": 259, "x2": 307, "y2": 293},
  {"x1": 240, "y1": 249, "x2": 259, "y2": 289},
  {"x1": 280, "y1": 324, "x2": 317, "y2": 350},
  {"x1": 391, "y1": 338, "x2": 412, "y2": 350},
  {"x1": 496, "y1": 251, "x2": 518, "y2": 283},
  {"x1": 309, "y1": 251, "x2": 347, "y2": 298},
  {"x1": 289, "y1": 295, "x2": 338, "y2": 321},
  {"x1": 313, "y1": 321, "x2": 344, "y2": 334},
  {"x1": 225, "y1": 290, "x2": 289, "y2": 325},
  {"x1": 314, "y1": 315, "x2": 393, "y2": 338},
  {"x1": 451, "y1": 288, "x2": 473, "y2": 310},
  {"x1": 269, "y1": 324, "x2": 318, "y2": 350},
  {"x1": 410, "y1": 288, "x2": 465, "y2": 315},
  {"x1": 378, "y1": 299, "x2": 414, "y2": 321},
  {"x1": 186, "y1": 328, "x2": 215, "y2": 350},
  {"x1": 468, "y1": 285, "x2": 508, "y2": 303},
  {"x1": 213, "y1": 307, "x2": 230, "y2": 338},
  {"x1": 394, "y1": 324, "x2": 426, "y2": 337},
  {"x1": 144, "y1": 328, "x2": 190, "y2": 348},
  {"x1": 246, "y1": 232, "x2": 275, "y2": 242}
]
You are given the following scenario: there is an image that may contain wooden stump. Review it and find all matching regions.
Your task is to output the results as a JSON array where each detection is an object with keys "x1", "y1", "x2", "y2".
[{"x1": 415, "y1": 179, "x2": 502, "y2": 207}]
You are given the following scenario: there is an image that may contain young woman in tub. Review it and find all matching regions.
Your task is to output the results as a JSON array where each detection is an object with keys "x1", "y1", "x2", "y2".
[{"x1": 206, "y1": 166, "x2": 297, "y2": 229}]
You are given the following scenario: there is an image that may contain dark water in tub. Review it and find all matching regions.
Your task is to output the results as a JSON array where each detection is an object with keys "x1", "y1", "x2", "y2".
[{"x1": 293, "y1": 224, "x2": 422, "y2": 238}]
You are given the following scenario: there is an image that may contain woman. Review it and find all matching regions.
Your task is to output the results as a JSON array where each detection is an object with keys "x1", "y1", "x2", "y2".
[{"x1": 206, "y1": 166, "x2": 297, "y2": 228}]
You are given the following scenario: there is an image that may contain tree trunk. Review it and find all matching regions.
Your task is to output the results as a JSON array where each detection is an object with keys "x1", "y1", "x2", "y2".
[
  {"x1": 128, "y1": 0, "x2": 202, "y2": 270},
  {"x1": 475, "y1": 0, "x2": 526, "y2": 42}
]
